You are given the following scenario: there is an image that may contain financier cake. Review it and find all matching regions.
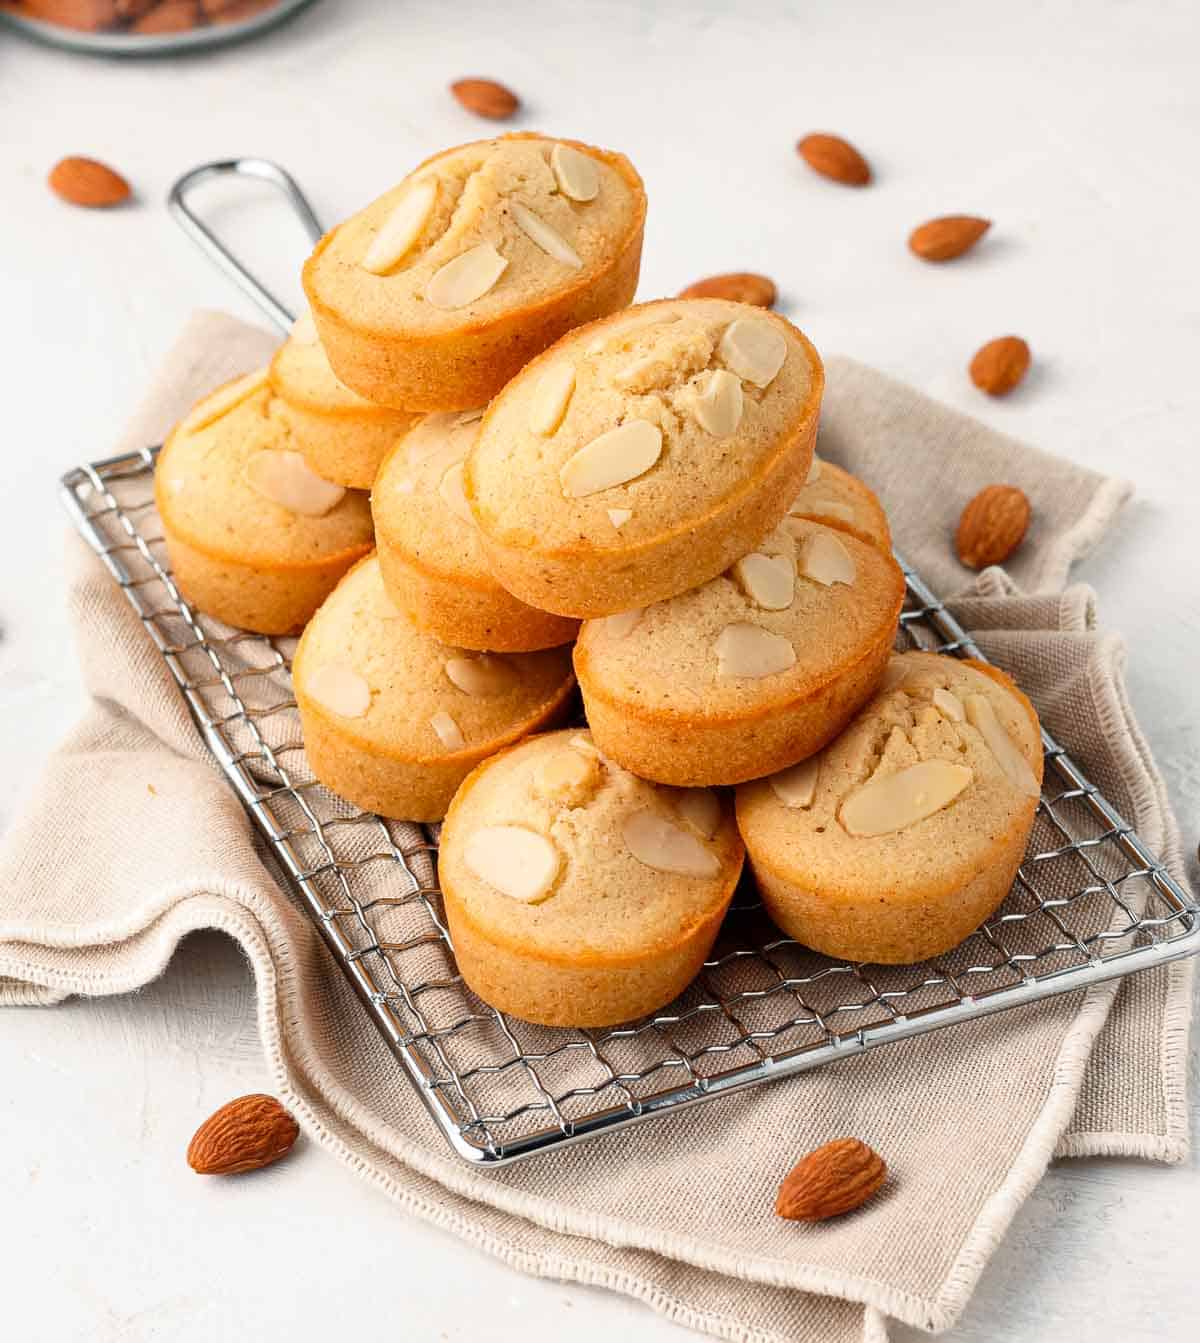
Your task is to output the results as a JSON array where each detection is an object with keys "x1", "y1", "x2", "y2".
[
  {"x1": 736, "y1": 651, "x2": 1044, "y2": 964},
  {"x1": 574, "y1": 520, "x2": 905, "y2": 786},
  {"x1": 787, "y1": 456, "x2": 892, "y2": 553},
  {"x1": 293, "y1": 554, "x2": 575, "y2": 821},
  {"x1": 438, "y1": 729, "x2": 744, "y2": 1026},
  {"x1": 372, "y1": 409, "x2": 579, "y2": 651},
  {"x1": 465, "y1": 298, "x2": 825, "y2": 617},
  {"x1": 303, "y1": 134, "x2": 646, "y2": 410},
  {"x1": 155, "y1": 369, "x2": 374, "y2": 635},
  {"x1": 268, "y1": 312, "x2": 421, "y2": 488}
]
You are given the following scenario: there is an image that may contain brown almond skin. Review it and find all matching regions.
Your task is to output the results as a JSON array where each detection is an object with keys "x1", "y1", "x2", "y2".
[
  {"x1": 48, "y1": 156, "x2": 131, "y2": 208},
  {"x1": 796, "y1": 133, "x2": 871, "y2": 186},
  {"x1": 187, "y1": 1094, "x2": 300, "y2": 1175},
  {"x1": 909, "y1": 215, "x2": 991, "y2": 262},
  {"x1": 450, "y1": 78, "x2": 519, "y2": 120},
  {"x1": 678, "y1": 272, "x2": 776, "y2": 308},
  {"x1": 970, "y1": 336, "x2": 1031, "y2": 396},
  {"x1": 777, "y1": 1138, "x2": 887, "y2": 1222},
  {"x1": 956, "y1": 484, "x2": 1031, "y2": 569}
]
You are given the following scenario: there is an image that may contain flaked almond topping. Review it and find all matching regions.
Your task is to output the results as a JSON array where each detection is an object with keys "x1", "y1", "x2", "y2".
[
  {"x1": 429, "y1": 710, "x2": 466, "y2": 750},
  {"x1": 511, "y1": 201, "x2": 582, "y2": 268},
  {"x1": 607, "y1": 507, "x2": 632, "y2": 529},
  {"x1": 529, "y1": 362, "x2": 575, "y2": 435},
  {"x1": 454, "y1": 406, "x2": 486, "y2": 426},
  {"x1": 840, "y1": 760, "x2": 973, "y2": 837},
  {"x1": 444, "y1": 654, "x2": 515, "y2": 696},
  {"x1": 602, "y1": 608, "x2": 643, "y2": 639},
  {"x1": 733, "y1": 551, "x2": 794, "y2": 610},
  {"x1": 464, "y1": 825, "x2": 561, "y2": 903},
  {"x1": 879, "y1": 658, "x2": 910, "y2": 694},
  {"x1": 181, "y1": 368, "x2": 269, "y2": 434},
  {"x1": 673, "y1": 788, "x2": 721, "y2": 838},
  {"x1": 692, "y1": 368, "x2": 744, "y2": 436},
  {"x1": 534, "y1": 747, "x2": 601, "y2": 805},
  {"x1": 806, "y1": 457, "x2": 823, "y2": 484},
  {"x1": 965, "y1": 694, "x2": 1040, "y2": 798},
  {"x1": 245, "y1": 450, "x2": 346, "y2": 517},
  {"x1": 769, "y1": 757, "x2": 820, "y2": 808},
  {"x1": 718, "y1": 318, "x2": 787, "y2": 388},
  {"x1": 362, "y1": 179, "x2": 438, "y2": 275},
  {"x1": 799, "y1": 531, "x2": 856, "y2": 586},
  {"x1": 306, "y1": 663, "x2": 371, "y2": 719},
  {"x1": 559, "y1": 420, "x2": 662, "y2": 497},
  {"x1": 439, "y1": 459, "x2": 473, "y2": 522},
  {"x1": 551, "y1": 142, "x2": 600, "y2": 201},
  {"x1": 425, "y1": 242, "x2": 508, "y2": 309},
  {"x1": 715, "y1": 622, "x2": 797, "y2": 679},
  {"x1": 806, "y1": 498, "x2": 855, "y2": 524},
  {"x1": 622, "y1": 810, "x2": 720, "y2": 878},
  {"x1": 289, "y1": 311, "x2": 319, "y2": 345},
  {"x1": 933, "y1": 687, "x2": 965, "y2": 721}
]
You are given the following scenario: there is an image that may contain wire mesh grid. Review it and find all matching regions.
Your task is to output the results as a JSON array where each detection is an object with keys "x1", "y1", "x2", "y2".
[{"x1": 60, "y1": 446, "x2": 1200, "y2": 1164}]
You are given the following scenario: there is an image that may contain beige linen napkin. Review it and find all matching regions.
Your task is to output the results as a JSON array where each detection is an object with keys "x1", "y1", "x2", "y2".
[{"x1": 0, "y1": 313, "x2": 1193, "y2": 1342}]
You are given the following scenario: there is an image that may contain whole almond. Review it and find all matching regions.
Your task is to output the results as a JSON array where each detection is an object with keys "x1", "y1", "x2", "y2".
[
  {"x1": 776, "y1": 1137, "x2": 887, "y2": 1222},
  {"x1": 908, "y1": 215, "x2": 991, "y2": 262},
  {"x1": 48, "y1": 156, "x2": 131, "y2": 209},
  {"x1": 796, "y1": 133, "x2": 871, "y2": 186},
  {"x1": 679, "y1": 272, "x2": 776, "y2": 308},
  {"x1": 956, "y1": 484, "x2": 1031, "y2": 569},
  {"x1": 450, "y1": 78, "x2": 519, "y2": 120},
  {"x1": 187, "y1": 1094, "x2": 299, "y2": 1175},
  {"x1": 970, "y1": 336, "x2": 1031, "y2": 396}
]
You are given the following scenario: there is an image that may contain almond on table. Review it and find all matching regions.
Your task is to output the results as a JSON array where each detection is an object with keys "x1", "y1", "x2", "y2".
[
  {"x1": 795, "y1": 133, "x2": 872, "y2": 186},
  {"x1": 450, "y1": 77, "x2": 520, "y2": 120},
  {"x1": 678, "y1": 272, "x2": 777, "y2": 307},
  {"x1": 970, "y1": 335, "x2": 1032, "y2": 396},
  {"x1": 48, "y1": 155, "x2": 131, "y2": 208},
  {"x1": 908, "y1": 214, "x2": 992, "y2": 261}
]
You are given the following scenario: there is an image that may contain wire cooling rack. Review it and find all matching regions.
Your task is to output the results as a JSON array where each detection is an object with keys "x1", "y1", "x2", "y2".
[{"x1": 60, "y1": 446, "x2": 1200, "y2": 1165}]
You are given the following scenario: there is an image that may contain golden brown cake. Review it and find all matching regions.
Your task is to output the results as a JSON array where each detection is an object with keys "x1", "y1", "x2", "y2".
[
  {"x1": 438, "y1": 729, "x2": 744, "y2": 1026},
  {"x1": 466, "y1": 298, "x2": 824, "y2": 618},
  {"x1": 574, "y1": 520, "x2": 905, "y2": 785},
  {"x1": 292, "y1": 554, "x2": 575, "y2": 821},
  {"x1": 268, "y1": 312, "x2": 420, "y2": 489},
  {"x1": 735, "y1": 652, "x2": 1044, "y2": 964},
  {"x1": 372, "y1": 409, "x2": 579, "y2": 651},
  {"x1": 155, "y1": 369, "x2": 374, "y2": 635},
  {"x1": 787, "y1": 457, "x2": 892, "y2": 553},
  {"x1": 303, "y1": 134, "x2": 646, "y2": 410}
]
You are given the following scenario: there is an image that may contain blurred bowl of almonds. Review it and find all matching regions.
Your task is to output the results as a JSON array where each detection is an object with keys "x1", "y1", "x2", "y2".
[{"x1": 0, "y1": 0, "x2": 317, "y2": 52}]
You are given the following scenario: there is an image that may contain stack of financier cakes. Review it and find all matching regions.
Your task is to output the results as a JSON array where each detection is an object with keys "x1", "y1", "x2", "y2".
[{"x1": 156, "y1": 132, "x2": 1046, "y2": 1031}]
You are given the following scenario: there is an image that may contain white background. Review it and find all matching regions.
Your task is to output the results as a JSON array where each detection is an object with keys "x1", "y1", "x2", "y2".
[{"x1": 2, "y1": 1, "x2": 1198, "y2": 1339}]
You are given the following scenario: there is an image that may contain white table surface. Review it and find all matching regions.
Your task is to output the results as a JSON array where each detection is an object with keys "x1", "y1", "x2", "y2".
[{"x1": 3, "y1": 2, "x2": 1198, "y2": 1339}]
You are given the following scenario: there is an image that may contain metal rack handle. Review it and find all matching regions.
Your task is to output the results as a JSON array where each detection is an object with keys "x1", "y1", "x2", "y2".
[{"x1": 167, "y1": 158, "x2": 324, "y2": 334}]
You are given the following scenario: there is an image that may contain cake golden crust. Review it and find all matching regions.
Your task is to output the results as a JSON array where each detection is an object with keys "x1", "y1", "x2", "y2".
[
  {"x1": 466, "y1": 298, "x2": 824, "y2": 618},
  {"x1": 735, "y1": 653, "x2": 1044, "y2": 963},
  {"x1": 303, "y1": 134, "x2": 646, "y2": 411},
  {"x1": 268, "y1": 327, "x2": 420, "y2": 488},
  {"x1": 372, "y1": 415, "x2": 579, "y2": 652},
  {"x1": 574, "y1": 519, "x2": 905, "y2": 786},
  {"x1": 438, "y1": 730, "x2": 744, "y2": 1026},
  {"x1": 293, "y1": 555, "x2": 575, "y2": 821},
  {"x1": 155, "y1": 372, "x2": 374, "y2": 636}
]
